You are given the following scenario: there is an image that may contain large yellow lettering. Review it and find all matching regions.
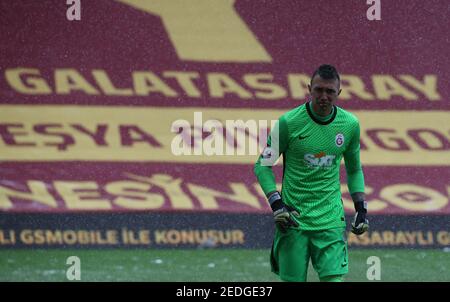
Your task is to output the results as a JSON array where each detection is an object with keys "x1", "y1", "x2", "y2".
[
  {"x1": 381, "y1": 184, "x2": 448, "y2": 211},
  {"x1": 92, "y1": 69, "x2": 133, "y2": 96},
  {"x1": 54, "y1": 181, "x2": 111, "y2": 209},
  {"x1": 243, "y1": 74, "x2": 287, "y2": 99},
  {"x1": 163, "y1": 71, "x2": 201, "y2": 97},
  {"x1": 55, "y1": 69, "x2": 99, "y2": 95},
  {"x1": 133, "y1": 71, "x2": 178, "y2": 97},
  {"x1": 106, "y1": 181, "x2": 165, "y2": 209},
  {"x1": 0, "y1": 181, "x2": 57, "y2": 209},
  {"x1": 372, "y1": 75, "x2": 417, "y2": 100},
  {"x1": 187, "y1": 182, "x2": 261, "y2": 209},
  {"x1": 366, "y1": 128, "x2": 410, "y2": 151},
  {"x1": 395, "y1": 231, "x2": 409, "y2": 245},
  {"x1": 207, "y1": 73, "x2": 252, "y2": 98},
  {"x1": 5, "y1": 68, "x2": 52, "y2": 94},
  {"x1": 437, "y1": 231, "x2": 450, "y2": 245},
  {"x1": 399, "y1": 75, "x2": 441, "y2": 101},
  {"x1": 382, "y1": 231, "x2": 396, "y2": 245},
  {"x1": 124, "y1": 173, "x2": 193, "y2": 209},
  {"x1": 116, "y1": 0, "x2": 271, "y2": 62},
  {"x1": 287, "y1": 74, "x2": 310, "y2": 99},
  {"x1": 339, "y1": 75, "x2": 374, "y2": 100},
  {"x1": 370, "y1": 231, "x2": 384, "y2": 245},
  {"x1": 340, "y1": 185, "x2": 387, "y2": 212}
]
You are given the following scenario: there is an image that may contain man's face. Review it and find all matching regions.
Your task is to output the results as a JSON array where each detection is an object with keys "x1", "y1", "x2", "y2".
[{"x1": 308, "y1": 75, "x2": 341, "y2": 116}]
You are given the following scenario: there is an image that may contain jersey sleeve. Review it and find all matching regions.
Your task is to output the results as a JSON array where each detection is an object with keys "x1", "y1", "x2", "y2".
[
  {"x1": 343, "y1": 120, "x2": 365, "y2": 194},
  {"x1": 254, "y1": 115, "x2": 289, "y2": 196}
]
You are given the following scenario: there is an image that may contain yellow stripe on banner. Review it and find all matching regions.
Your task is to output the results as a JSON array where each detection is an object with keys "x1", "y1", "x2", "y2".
[{"x1": 0, "y1": 105, "x2": 449, "y2": 165}]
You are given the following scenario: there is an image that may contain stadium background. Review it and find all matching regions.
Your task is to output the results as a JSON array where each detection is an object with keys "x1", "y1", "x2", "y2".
[{"x1": 0, "y1": 0, "x2": 449, "y2": 281}]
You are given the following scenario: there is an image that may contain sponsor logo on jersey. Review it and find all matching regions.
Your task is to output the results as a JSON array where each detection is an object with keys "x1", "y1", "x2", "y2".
[
  {"x1": 335, "y1": 133, "x2": 344, "y2": 147},
  {"x1": 304, "y1": 152, "x2": 336, "y2": 168}
]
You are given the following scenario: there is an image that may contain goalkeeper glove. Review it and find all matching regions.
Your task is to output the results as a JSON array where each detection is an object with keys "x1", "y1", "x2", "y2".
[
  {"x1": 351, "y1": 200, "x2": 369, "y2": 235},
  {"x1": 267, "y1": 192, "x2": 300, "y2": 233}
]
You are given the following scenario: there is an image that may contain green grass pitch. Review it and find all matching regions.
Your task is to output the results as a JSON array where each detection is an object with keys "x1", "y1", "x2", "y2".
[{"x1": 1, "y1": 249, "x2": 449, "y2": 282}]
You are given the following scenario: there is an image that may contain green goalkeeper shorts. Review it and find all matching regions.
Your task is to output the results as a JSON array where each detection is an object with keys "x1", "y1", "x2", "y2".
[{"x1": 270, "y1": 227, "x2": 348, "y2": 282}]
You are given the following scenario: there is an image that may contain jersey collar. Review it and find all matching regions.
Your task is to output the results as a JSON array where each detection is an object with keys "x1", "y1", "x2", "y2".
[{"x1": 306, "y1": 102, "x2": 337, "y2": 125}]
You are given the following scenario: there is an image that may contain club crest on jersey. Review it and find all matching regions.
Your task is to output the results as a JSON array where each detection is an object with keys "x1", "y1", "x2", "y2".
[{"x1": 335, "y1": 133, "x2": 344, "y2": 147}]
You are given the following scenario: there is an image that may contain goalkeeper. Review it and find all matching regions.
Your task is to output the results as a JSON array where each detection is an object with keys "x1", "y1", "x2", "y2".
[{"x1": 254, "y1": 64, "x2": 368, "y2": 282}]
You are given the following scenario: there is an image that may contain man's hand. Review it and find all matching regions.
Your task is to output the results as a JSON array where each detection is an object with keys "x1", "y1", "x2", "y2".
[
  {"x1": 351, "y1": 200, "x2": 369, "y2": 235},
  {"x1": 273, "y1": 206, "x2": 300, "y2": 233},
  {"x1": 267, "y1": 191, "x2": 299, "y2": 233}
]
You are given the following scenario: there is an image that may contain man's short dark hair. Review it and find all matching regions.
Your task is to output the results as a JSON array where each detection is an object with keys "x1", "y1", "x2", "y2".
[{"x1": 311, "y1": 64, "x2": 340, "y2": 85}]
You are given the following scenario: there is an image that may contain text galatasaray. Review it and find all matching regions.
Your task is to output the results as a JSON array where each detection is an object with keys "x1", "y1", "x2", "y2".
[{"x1": 4, "y1": 68, "x2": 441, "y2": 101}]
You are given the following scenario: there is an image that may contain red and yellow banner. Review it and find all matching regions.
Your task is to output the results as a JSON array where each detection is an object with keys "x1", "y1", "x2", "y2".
[
  {"x1": 0, "y1": 0, "x2": 449, "y2": 216},
  {"x1": 0, "y1": 163, "x2": 449, "y2": 214}
]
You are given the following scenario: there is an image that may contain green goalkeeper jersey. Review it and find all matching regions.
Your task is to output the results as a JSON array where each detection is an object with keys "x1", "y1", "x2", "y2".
[{"x1": 254, "y1": 102, "x2": 365, "y2": 230}]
